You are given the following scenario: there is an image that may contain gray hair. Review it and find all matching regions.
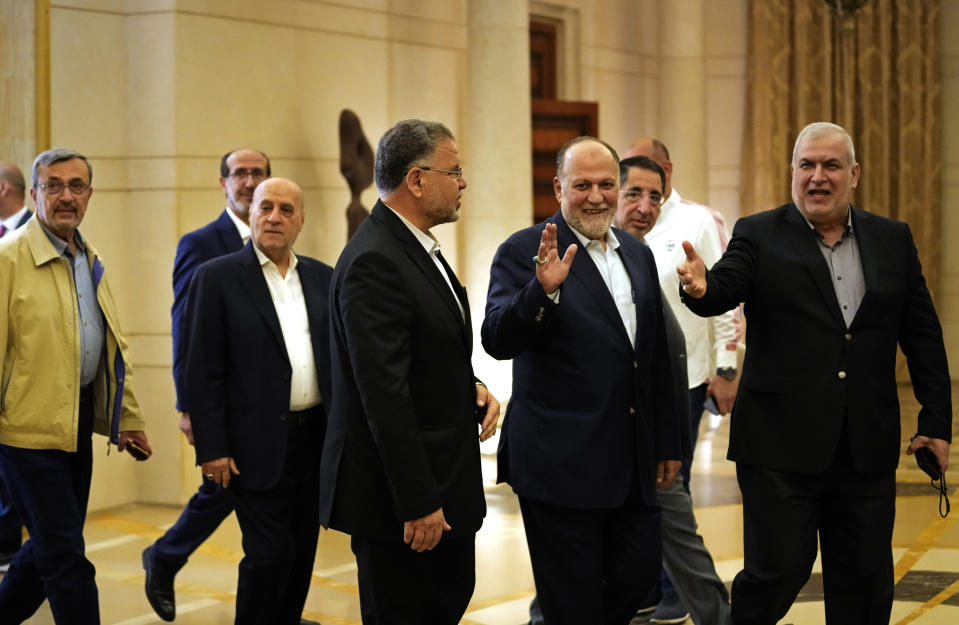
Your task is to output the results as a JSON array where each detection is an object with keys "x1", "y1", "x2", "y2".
[
  {"x1": 375, "y1": 119, "x2": 455, "y2": 194},
  {"x1": 32, "y1": 148, "x2": 92, "y2": 188},
  {"x1": 792, "y1": 122, "x2": 856, "y2": 166}
]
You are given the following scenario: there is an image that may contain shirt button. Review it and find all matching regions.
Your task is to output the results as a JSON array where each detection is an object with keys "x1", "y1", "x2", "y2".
[
  {"x1": 837, "y1": 276, "x2": 842, "y2": 280},
  {"x1": 838, "y1": 371, "x2": 847, "y2": 379}
]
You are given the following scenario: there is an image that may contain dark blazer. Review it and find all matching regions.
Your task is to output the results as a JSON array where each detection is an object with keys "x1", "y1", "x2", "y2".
[
  {"x1": 481, "y1": 211, "x2": 680, "y2": 509},
  {"x1": 319, "y1": 201, "x2": 486, "y2": 540},
  {"x1": 684, "y1": 203, "x2": 952, "y2": 473},
  {"x1": 187, "y1": 243, "x2": 333, "y2": 491},
  {"x1": 12, "y1": 210, "x2": 31, "y2": 230},
  {"x1": 172, "y1": 210, "x2": 244, "y2": 412}
]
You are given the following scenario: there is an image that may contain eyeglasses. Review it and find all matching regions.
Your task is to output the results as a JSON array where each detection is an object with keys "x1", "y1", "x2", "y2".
[
  {"x1": 621, "y1": 189, "x2": 663, "y2": 206},
  {"x1": 228, "y1": 169, "x2": 267, "y2": 181},
  {"x1": 37, "y1": 180, "x2": 91, "y2": 196},
  {"x1": 415, "y1": 166, "x2": 465, "y2": 181}
]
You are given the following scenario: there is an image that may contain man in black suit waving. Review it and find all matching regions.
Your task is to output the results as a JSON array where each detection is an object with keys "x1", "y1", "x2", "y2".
[
  {"x1": 320, "y1": 119, "x2": 499, "y2": 625},
  {"x1": 188, "y1": 177, "x2": 333, "y2": 625},
  {"x1": 678, "y1": 122, "x2": 952, "y2": 625}
]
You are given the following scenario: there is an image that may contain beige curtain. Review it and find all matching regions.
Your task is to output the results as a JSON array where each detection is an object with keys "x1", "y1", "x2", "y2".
[{"x1": 740, "y1": 0, "x2": 941, "y2": 378}]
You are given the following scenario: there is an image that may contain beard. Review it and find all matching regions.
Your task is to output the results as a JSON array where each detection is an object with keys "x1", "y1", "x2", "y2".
[{"x1": 564, "y1": 205, "x2": 613, "y2": 240}]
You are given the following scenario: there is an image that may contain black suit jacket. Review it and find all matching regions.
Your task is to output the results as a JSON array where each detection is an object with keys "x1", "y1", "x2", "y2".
[
  {"x1": 482, "y1": 211, "x2": 679, "y2": 509},
  {"x1": 187, "y1": 243, "x2": 333, "y2": 491},
  {"x1": 684, "y1": 203, "x2": 952, "y2": 473},
  {"x1": 172, "y1": 210, "x2": 244, "y2": 412},
  {"x1": 319, "y1": 201, "x2": 485, "y2": 540}
]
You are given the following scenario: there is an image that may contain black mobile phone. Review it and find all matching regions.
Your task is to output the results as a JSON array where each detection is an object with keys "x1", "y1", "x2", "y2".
[
  {"x1": 126, "y1": 440, "x2": 150, "y2": 461},
  {"x1": 702, "y1": 395, "x2": 720, "y2": 415}
]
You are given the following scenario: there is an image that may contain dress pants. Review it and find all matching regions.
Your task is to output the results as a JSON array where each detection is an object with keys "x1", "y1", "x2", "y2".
[
  {"x1": 231, "y1": 409, "x2": 323, "y2": 625},
  {"x1": 351, "y1": 532, "x2": 476, "y2": 625},
  {"x1": 519, "y1": 493, "x2": 661, "y2": 625},
  {"x1": 731, "y1": 429, "x2": 895, "y2": 625},
  {"x1": 150, "y1": 476, "x2": 233, "y2": 572},
  {"x1": 0, "y1": 393, "x2": 99, "y2": 625},
  {"x1": 659, "y1": 475, "x2": 730, "y2": 625},
  {"x1": 0, "y1": 475, "x2": 23, "y2": 555}
]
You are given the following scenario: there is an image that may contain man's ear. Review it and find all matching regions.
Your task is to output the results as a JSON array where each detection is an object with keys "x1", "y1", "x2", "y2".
[
  {"x1": 553, "y1": 177, "x2": 562, "y2": 203},
  {"x1": 406, "y1": 168, "x2": 425, "y2": 198}
]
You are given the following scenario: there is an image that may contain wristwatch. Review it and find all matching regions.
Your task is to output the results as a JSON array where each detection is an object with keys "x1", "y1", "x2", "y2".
[{"x1": 715, "y1": 367, "x2": 737, "y2": 381}]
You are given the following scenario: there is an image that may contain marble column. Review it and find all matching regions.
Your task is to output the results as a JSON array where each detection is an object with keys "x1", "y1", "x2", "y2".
[
  {"x1": 658, "y1": 0, "x2": 708, "y2": 202},
  {"x1": 1, "y1": 0, "x2": 47, "y2": 168},
  {"x1": 462, "y1": 0, "x2": 533, "y2": 400}
]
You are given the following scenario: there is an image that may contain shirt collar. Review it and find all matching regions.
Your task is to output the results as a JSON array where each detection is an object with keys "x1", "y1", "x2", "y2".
[
  {"x1": 252, "y1": 243, "x2": 298, "y2": 275},
  {"x1": 385, "y1": 203, "x2": 442, "y2": 256},
  {"x1": 801, "y1": 206, "x2": 855, "y2": 238},
  {"x1": 568, "y1": 222, "x2": 620, "y2": 252},
  {"x1": 225, "y1": 206, "x2": 251, "y2": 243},
  {"x1": 1, "y1": 206, "x2": 29, "y2": 229},
  {"x1": 38, "y1": 220, "x2": 86, "y2": 257}
]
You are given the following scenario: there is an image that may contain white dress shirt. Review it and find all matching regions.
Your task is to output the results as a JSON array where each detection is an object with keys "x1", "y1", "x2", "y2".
[
  {"x1": 225, "y1": 206, "x2": 251, "y2": 244},
  {"x1": 568, "y1": 225, "x2": 637, "y2": 346},
  {"x1": 252, "y1": 245, "x2": 322, "y2": 410},
  {"x1": 645, "y1": 189, "x2": 738, "y2": 388}
]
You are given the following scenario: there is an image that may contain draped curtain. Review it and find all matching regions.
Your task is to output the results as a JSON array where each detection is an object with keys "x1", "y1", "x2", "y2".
[{"x1": 740, "y1": 0, "x2": 942, "y2": 379}]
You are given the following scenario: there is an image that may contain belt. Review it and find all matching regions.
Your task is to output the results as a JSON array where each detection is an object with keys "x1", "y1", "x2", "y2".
[{"x1": 283, "y1": 404, "x2": 323, "y2": 426}]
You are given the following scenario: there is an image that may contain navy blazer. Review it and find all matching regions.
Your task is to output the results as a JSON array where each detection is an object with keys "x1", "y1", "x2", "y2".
[
  {"x1": 172, "y1": 210, "x2": 244, "y2": 411},
  {"x1": 482, "y1": 211, "x2": 680, "y2": 509},
  {"x1": 320, "y1": 201, "x2": 486, "y2": 540},
  {"x1": 187, "y1": 243, "x2": 333, "y2": 491},
  {"x1": 684, "y1": 203, "x2": 952, "y2": 473}
]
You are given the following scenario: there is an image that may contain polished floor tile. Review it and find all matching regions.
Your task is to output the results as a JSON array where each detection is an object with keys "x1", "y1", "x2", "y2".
[{"x1": 4, "y1": 384, "x2": 957, "y2": 624}]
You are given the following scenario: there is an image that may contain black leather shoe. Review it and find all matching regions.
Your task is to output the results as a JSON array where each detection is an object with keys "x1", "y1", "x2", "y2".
[{"x1": 142, "y1": 546, "x2": 176, "y2": 622}]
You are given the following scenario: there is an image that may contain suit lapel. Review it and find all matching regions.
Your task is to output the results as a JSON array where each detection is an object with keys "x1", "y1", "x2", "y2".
[
  {"x1": 847, "y1": 206, "x2": 880, "y2": 328},
  {"x1": 614, "y1": 235, "x2": 650, "y2": 352},
  {"x1": 374, "y1": 202, "x2": 469, "y2": 334},
  {"x1": 554, "y1": 214, "x2": 632, "y2": 347},
  {"x1": 237, "y1": 243, "x2": 289, "y2": 360},
  {"x1": 781, "y1": 205, "x2": 846, "y2": 328},
  {"x1": 215, "y1": 210, "x2": 245, "y2": 253}
]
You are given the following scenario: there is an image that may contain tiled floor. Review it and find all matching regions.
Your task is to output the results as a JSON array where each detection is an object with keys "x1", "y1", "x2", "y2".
[{"x1": 6, "y1": 384, "x2": 958, "y2": 624}]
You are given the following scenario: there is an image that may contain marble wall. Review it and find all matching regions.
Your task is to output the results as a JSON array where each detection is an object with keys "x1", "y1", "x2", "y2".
[{"x1": 5, "y1": 0, "x2": 955, "y2": 511}]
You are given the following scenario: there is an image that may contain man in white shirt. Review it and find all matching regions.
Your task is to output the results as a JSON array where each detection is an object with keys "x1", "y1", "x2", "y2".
[
  {"x1": 187, "y1": 177, "x2": 333, "y2": 625},
  {"x1": 622, "y1": 138, "x2": 740, "y2": 624}
]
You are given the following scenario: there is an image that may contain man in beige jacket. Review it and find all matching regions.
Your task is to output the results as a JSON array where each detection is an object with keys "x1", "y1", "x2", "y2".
[{"x1": 0, "y1": 148, "x2": 150, "y2": 624}]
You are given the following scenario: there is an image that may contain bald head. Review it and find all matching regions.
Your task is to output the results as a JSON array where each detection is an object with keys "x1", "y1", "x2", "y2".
[
  {"x1": 0, "y1": 161, "x2": 26, "y2": 219},
  {"x1": 622, "y1": 138, "x2": 673, "y2": 197}
]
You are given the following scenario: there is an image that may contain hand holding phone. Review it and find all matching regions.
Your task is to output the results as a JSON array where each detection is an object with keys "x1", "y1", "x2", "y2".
[{"x1": 126, "y1": 440, "x2": 151, "y2": 461}]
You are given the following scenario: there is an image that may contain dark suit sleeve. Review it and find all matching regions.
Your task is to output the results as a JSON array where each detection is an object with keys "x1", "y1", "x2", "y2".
[
  {"x1": 683, "y1": 220, "x2": 757, "y2": 317},
  {"x1": 185, "y1": 264, "x2": 232, "y2": 464},
  {"x1": 172, "y1": 232, "x2": 204, "y2": 413},
  {"x1": 896, "y1": 224, "x2": 953, "y2": 442},
  {"x1": 339, "y1": 250, "x2": 444, "y2": 521},
  {"x1": 481, "y1": 239, "x2": 558, "y2": 359}
]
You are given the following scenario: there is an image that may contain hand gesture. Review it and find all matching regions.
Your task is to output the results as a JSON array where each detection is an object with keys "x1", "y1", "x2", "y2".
[
  {"x1": 657, "y1": 459, "x2": 681, "y2": 489},
  {"x1": 676, "y1": 240, "x2": 707, "y2": 298},
  {"x1": 907, "y1": 436, "x2": 950, "y2": 474},
  {"x1": 535, "y1": 223, "x2": 577, "y2": 294}
]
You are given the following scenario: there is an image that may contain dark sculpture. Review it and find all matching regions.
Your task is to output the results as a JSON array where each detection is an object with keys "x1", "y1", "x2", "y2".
[{"x1": 339, "y1": 109, "x2": 375, "y2": 239}]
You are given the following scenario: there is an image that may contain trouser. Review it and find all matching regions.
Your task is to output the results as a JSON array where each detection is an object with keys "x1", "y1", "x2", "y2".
[
  {"x1": 150, "y1": 476, "x2": 233, "y2": 572},
  {"x1": 0, "y1": 391, "x2": 99, "y2": 625},
  {"x1": 231, "y1": 408, "x2": 323, "y2": 625}
]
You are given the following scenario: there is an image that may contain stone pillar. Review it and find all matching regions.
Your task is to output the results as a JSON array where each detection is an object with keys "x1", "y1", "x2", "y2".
[
  {"x1": 0, "y1": 0, "x2": 48, "y2": 168},
  {"x1": 462, "y1": 0, "x2": 533, "y2": 400},
  {"x1": 658, "y1": 0, "x2": 708, "y2": 201}
]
